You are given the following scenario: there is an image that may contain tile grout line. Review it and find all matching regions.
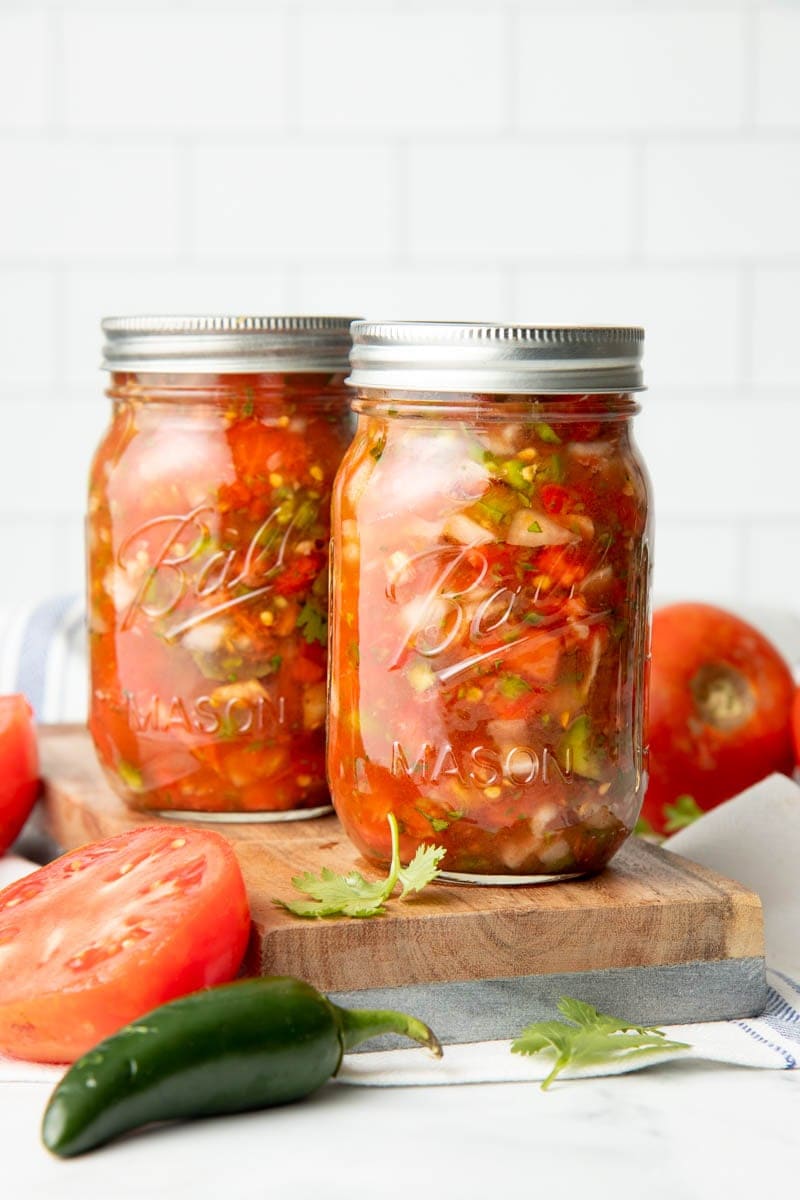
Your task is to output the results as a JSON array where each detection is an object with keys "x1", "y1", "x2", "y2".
[
  {"x1": 173, "y1": 138, "x2": 195, "y2": 267},
  {"x1": 629, "y1": 139, "x2": 648, "y2": 265},
  {"x1": 741, "y1": 0, "x2": 759, "y2": 133},
  {"x1": 504, "y1": 2, "x2": 520, "y2": 136},
  {"x1": 2, "y1": 255, "x2": 800, "y2": 273},
  {"x1": 393, "y1": 140, "x2": 410, "y2": 268},
  {"x1": 738, "y1": 262, "x2": 756, "y2": 389},
  {"x1": 283, "y1": 0, "x2": 301, "y2": 136},
  {"x1": 504, "y1": 265, "x2": 519, "y2": 323},
  {"x1": 50, "y1": 262, "x2": 68, "y2": 389},
  {"x1": 45, "y1": 2, "x2": 65, "y2": 139},
  {"x1": 737, "y1": 520, "x2": 752, "y2": 604},
  {"x1": 6, "y1": 128, "x2": 800, "y2": 149}
]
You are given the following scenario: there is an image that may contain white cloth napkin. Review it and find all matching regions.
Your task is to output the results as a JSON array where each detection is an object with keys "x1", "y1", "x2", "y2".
[
  {"x1": 661, "y1": 771, "x2": 800, "y2": 970},
  {"x1": 2, "y1": 776, "x2": 799, "y2": 1088}
]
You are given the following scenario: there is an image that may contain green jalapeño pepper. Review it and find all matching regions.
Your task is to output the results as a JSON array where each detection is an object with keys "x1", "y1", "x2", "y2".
[{"x1": 42, "y1": 975, "x2": 442, "y2": 1157}]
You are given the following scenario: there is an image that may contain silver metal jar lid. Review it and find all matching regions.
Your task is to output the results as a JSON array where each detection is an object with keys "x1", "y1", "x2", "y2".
[
  {"x1": 347, "y1": 321, "x2": 644, "y2": 395},
  {"x1": 101, "y1": 315, "x2": 358, "y2": 374}
]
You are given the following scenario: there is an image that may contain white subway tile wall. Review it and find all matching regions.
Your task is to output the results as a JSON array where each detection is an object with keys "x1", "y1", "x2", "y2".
[
  {"x1": 517, "y1": 11, "x2": 748, "y2": 131},
  {"x1": 0, "y1": 0, "x2": 797, "y2": 612},
  {"x1": 191, "y1": 143, "x2": 397, "y2": 259},
  {"x1": 298, "y1": 11, "x2": 507, "y2": 131},
  {"x1": 0, "y1": 142, "x2": 181, "y2": 260},
  {"x1": 62, "y1": 12, "x2": 289, "y2": 131},
  {"x1": 407, "y1": 142, "x2": 637, "y2": 259}
]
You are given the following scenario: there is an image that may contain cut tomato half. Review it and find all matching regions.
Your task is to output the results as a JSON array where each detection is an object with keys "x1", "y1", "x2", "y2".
[{"x1": 0, "y1": 826, "x2": 250, "y2": 1062}]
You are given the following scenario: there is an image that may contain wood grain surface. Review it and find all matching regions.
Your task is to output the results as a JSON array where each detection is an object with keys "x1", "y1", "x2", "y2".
[{"x1": 39, "y1": 726, "x2": 765, "y2": 993}]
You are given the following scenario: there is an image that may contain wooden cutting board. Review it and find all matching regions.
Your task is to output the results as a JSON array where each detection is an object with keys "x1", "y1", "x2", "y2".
[{"x1": 37, "y1": 726, "x2": 767, "y2": 1043}]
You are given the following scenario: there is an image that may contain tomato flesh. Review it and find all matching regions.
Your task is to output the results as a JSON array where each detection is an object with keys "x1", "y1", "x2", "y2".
[
  {"x1": 642, "y1": 603, "x2": 795, "y2": 834},
  {"x1": 0, "y1": 826, "x2": 250, "y2": 1062},
  {"x1": 0, "y1": 696, "x2": 39, "y2": 855}
]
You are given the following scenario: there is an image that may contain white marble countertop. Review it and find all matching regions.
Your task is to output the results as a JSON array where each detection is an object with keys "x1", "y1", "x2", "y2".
[{"x1": 2, "y1": 1061, "x2": 799, "y2": 1200}]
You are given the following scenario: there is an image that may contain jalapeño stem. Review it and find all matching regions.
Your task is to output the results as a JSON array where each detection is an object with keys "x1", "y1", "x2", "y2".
[{"x1": 334, "y1": 1005, "x2": 443, "y2": 1058}]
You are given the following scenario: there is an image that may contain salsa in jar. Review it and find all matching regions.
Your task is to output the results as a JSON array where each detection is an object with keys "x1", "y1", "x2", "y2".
[
  {"x1": 89, "y1": 316, "x2": 354, "y2": 818},
  {"x1": 329, "y1": 322, "x2": 651, "y2": 880}
]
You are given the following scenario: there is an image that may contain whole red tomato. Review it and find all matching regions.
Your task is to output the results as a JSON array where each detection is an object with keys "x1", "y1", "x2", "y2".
[
  {"x1": 641, "y1": 603, "x2": 795, "y2": 835},
  {"x1": 793, "y1": 688, "x2": 800, "y2": 767},
  {"x1": 0, "y1": 695, "x2": 39, "y2": 855}
]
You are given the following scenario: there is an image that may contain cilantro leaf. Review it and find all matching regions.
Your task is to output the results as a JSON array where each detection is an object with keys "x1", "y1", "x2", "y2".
[
  {"x1": 296, "y1": 599, "x2": 327, "y2": 645},
  {"x1": 398, "y1": 843, "x2": 447, "y2": 897},
  {"x1": 556, "y1": 997, "x2": 609, "y2": 1028},
  {"x1": 556, "y1": 997, "x2": 657, "y2": 1036},
  {"x1": 277, "y1": 867, "x2": 390, "y2": 919},
  {"x1": 663, "y1": 794, "x2": 703, "y2": 833},
  {"x1": 512, "y1": 997, "x2": 690, "y2": 1089},
  {"x1": 275, "y1": 813, "x2": 445, "y2": 919},
  {"x1": 633, "y1": 815, "x2": 658, "y2": 839}
]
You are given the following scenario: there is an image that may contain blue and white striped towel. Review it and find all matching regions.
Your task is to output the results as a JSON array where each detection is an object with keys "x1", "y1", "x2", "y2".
[{"x1": 0, "y1": 595, "x2": 86, "y2": 723}]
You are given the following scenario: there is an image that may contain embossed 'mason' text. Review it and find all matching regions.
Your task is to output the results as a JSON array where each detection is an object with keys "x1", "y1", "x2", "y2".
[
  {"x1": 126, "y1": 692, "x2": 286, "y2": 737},
  {"x1": 390, "y1": 740, "x2": 572, "y2": 787}
]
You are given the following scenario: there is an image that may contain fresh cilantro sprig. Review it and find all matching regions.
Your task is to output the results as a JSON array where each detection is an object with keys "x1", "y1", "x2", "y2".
[
  {"x1": 633, "y1": 815, "x2": 658, "y2": 839},
  {"x1": 512, "y1": 997, "x2": 690, "y2": 1090},
  {"x1": 297, "y1": 599, "x2": 327, "y2": 645},
  {"x1": 663, "y1": 794, "x2": 704, "y2": 833},
  {"x1": 275, "y1": 813, "x2": 446, "y2": 919},
  {"x1": 635, "y1": 795, "x2": 704, "y2": 840}
]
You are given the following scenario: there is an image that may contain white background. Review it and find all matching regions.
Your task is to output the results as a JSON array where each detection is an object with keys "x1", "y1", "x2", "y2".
[{"x1": 0, "y1": 0, "x2": 799, "y2": 609}]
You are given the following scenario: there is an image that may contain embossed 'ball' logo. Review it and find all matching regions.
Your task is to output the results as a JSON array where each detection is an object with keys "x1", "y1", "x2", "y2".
[
  {"x1": 117, "y1": 504, "x2": 310, "y2": 638},
  {"x1": 385, "y1": 541, "x2": 611, "y2": 687}
]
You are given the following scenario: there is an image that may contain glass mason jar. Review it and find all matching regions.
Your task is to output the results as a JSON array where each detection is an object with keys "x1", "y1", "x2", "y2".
[
  {"x1": 88, "y1": 315, "x2": 355, "y2": 820},
  {"x1": 328, "y1": 322, "x2": 652, "y2": 881}
]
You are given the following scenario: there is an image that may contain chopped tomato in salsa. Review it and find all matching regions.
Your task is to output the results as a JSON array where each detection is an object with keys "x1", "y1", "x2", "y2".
[
  {"x1": 328, "y1": 396, "x2": 650, "y2": 877},
  {"x1": 88, "y1": 372, "x2": 351, "y2": 814}
]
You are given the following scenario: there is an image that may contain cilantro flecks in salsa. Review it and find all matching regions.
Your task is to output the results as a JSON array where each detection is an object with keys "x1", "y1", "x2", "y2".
[
  {"x1": 328, "y1": 392, "x2": 651, "y2": 878},
  {"x1": 88, "y1": 371, "x2": 352, "y2": 815}
]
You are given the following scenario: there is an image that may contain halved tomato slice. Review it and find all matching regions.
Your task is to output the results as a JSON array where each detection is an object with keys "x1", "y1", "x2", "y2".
[{"x1": 0, "y1": 826, "x2": 250, "y2": 1062}]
